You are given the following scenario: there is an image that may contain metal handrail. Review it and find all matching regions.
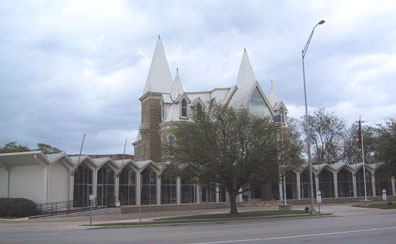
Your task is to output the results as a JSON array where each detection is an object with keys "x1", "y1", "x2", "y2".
[{"x1": 34, "y1": 200, "x2": 107, "y2": 217}]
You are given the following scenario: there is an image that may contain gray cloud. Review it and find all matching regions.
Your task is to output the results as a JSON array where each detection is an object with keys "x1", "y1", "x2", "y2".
[{"x1": 1, "y1": 0, "x2": 395, "y2": 154}]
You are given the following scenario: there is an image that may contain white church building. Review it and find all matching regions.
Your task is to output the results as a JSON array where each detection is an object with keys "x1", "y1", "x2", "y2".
[{"x1": 0, "y1": 37, "x2": 395, "y2": 211}]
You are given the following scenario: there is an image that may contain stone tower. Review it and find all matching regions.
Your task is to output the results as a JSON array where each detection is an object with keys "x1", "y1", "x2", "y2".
[{"x1": 133, "y1": 36, "x2": 173, "y2": 162}]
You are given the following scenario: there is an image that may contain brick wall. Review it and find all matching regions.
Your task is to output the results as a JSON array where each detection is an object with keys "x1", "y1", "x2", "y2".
[{"x1": 137, "y1": 96, "x2": 162, "y2": 162}]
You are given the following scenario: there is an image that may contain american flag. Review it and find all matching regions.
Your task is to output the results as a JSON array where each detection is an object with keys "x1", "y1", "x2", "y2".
[{"x1": 269, "y1": 114, "x2": 282, "y2": 124}]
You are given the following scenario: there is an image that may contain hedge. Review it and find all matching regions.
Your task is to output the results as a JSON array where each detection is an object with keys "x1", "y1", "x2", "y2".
[{"x1": 0, "y1": 198, "x2": 38, "y2": 217}]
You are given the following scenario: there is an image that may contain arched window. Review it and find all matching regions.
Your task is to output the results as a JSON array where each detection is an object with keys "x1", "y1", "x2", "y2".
[
  {"x1": 161, "y1": 100, "x2": 165, "y2": 119},
  {"x1": 280, "y1": 108, "x2": 284, "y2": 123},
  {"x1": 196, "y1": 103, "x2": 202, "y2": 112},
  {"x1": 247, "y1": 88, "x2": 271, "y2": 118},
  {"x1": 168, "y1": 134, "x2": 176, "y2": 156},
  {"x1": 181, "y1": 99, "x2": 187, "y2": 117}
]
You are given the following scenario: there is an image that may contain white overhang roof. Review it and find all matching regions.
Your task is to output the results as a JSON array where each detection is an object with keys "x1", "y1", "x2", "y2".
[{"x1": 0, "y1": 151, "x2": 50, "y2": 168}]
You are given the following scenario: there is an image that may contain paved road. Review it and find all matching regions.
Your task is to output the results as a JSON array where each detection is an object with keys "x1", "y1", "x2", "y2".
[{"x1": 1, "y1": 212, "x2": 396, "y2": 244}]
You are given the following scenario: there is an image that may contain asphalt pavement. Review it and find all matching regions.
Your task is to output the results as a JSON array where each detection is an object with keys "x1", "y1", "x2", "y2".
[{"x1": 1, "y1": 203, "x2": 396, "y2": 244}]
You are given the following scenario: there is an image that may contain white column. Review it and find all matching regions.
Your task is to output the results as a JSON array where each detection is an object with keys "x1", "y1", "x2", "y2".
[
  {"x1": 315, "y1": 173, "x2": 320, "y2": 196},
  {"x1": 279, "y1": 175, "x2": 283, "y2": 201},
  {"x1": 93, "y1": 169, "x2": 98, "y2": 199},
  {"x1": 283, "y1": 174, "x2": 287, "y2": 201},
  {"x1": 216, "y1": 185, "x2": 220, "y2": 203},
  {"x1": 176, "y1": 176, "x2": 181, "y2": 205},
  {"x1": 196, "y1": 185, "x2": 201, "y2": 204},
  {"x1": 43, "y1": 167, "x2": 49, "y2": 203},
  {"x1": 352, "y1": 173, "x2": 357, "y2": 198},
  {"x1": 371, "y1": 172, "x2": 376, "y2": 197},
  {"x1": 156, "y1": 174, "x2": 161, "y2": 205},
  {"x1": 237, "y1": 188, "x2": 243, "y2": 202},
  {"x1": 69, "y1": 172, "x2": 74, "y2": 201},
  {"x1": 115, "y1": 173, "x2": 120, "y2": 206},
  {"x1": 7, "y1": 168, "x2": 11, "y2": 198},
  {"x1": 136, "y1": 172, "x2": 141, "y2": 206},
  {"x1": 333, "y1": 171, "x2": 338, "y2": 198},
  {"x1": 296, "y1": 171, "x2": 301, "y2": 200},
  {"x1": 391, "y1": 176, "x2": 396, "y2": 196}
]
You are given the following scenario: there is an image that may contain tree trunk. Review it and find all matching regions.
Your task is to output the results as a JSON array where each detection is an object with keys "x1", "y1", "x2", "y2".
[
  {"x1": 261, "y1": 183, "x2": 273, "y2": 201},
  {"x1": 229, "y1": 192, "x2": 238, "y2": 215}
]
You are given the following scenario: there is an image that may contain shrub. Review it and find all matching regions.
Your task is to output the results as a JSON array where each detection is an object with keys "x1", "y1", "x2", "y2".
[{"x1": 0, "y1": 198, "x2": 38, "y2": 217}]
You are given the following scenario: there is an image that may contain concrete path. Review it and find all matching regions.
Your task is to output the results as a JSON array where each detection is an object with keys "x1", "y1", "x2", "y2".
[
  {"x1": 2, "y1": 209, "x2": 396, "y2": 244},
  {"x1": 1, "y1": 203, "x2": 395, "y2": 232}
]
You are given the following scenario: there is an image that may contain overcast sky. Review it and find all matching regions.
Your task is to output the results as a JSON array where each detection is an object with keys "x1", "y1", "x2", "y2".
[{"x1": 1, "y1": 0, "x2": 395, "y2": 155}]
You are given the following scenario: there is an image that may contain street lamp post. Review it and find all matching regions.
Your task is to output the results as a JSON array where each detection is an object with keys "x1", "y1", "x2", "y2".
[{"x1": 302, "y1": 20, "x2": 325, "y2": 216}]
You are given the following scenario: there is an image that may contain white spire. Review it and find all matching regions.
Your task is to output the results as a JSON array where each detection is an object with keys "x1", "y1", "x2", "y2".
[
  {"x1": 236, "y1": 48, "x2": 257, "y2": 87},
  {"x1": 171, "y1": 68, "x2": 184, "y2": 101},
  {"x1": 268, "y1": 80, "x2": 280, "y2": 107},
  {"x1": 143, "y1": 36, "x2": 173, "y2": 95}
]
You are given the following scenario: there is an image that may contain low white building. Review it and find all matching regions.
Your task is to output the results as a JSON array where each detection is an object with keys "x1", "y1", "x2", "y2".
[
  {"x1": 1, "y1": 151, "x2": 395, "y2": 208},
  {"x1": 0, "y1": 151, "x2": 73, "y2": 203}
]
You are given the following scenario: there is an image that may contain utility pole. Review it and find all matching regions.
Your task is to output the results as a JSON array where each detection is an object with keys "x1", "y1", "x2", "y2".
[{"x1": 359, "y1": 117, "x2": 368, "y2": 201}]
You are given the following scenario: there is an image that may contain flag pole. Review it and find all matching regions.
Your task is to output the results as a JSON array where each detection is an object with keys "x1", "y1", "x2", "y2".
[
  {"x1": 359, "y1": 116, "x2": 368, "y2": 201},
  {"x1": 76, "y1": 133, "x2": 85, "y2": 173},
  {"x1": 121, "y1": 138, "x2": 127, "y2": 168}
]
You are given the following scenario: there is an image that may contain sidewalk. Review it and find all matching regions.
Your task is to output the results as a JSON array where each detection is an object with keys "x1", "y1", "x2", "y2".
[{"x1": 1, "y1": 203, "x2": 396, "y2": 232}]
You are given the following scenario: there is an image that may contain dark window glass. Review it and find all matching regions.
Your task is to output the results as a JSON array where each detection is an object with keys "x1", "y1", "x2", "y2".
[
  {"x1": 181, "y1": 99, "x2": 187, "y2": 117},
  {"x1": 73, "y1": 163, "x2": 93, "y2": 207},
  {"x1": 119, "y1": 167, "x2": 136, "y2": 205},
  {"x1": 97, "y1": 165, "x2": 115, "y2": 206},
  {"x1": 168, "y1": 135, "x2": 175, "y2": 155},
  {"x1": 141, "y1": 168, "x2": 157, "y2": 205}
]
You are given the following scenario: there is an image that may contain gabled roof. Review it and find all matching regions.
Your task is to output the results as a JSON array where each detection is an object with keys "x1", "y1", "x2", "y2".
[
  {"x1": 227, "y1": 81, "x2": 274, "y2": 116},
  {"x1": 236, "y1": 49, "x2": 257, "y2": 87},
  {"x1": 171, "y1": 69, "x2": 184, "y2": 101},
  {"x1": 268, "y1": 80, "x2": 280, "y2": 108},
  {"x1": 269, "y1": 81, "x2": 288, "y2": 112},
  {"x1": 0, "y1": 151, "x2": 74, "y2": 169},
  {"x1": 191, "y1": 97, "x2": 205, "y2": 107},
  {"x1": 115, "y1": 159, "x2": 138, "y2": 172},
  {"x1": 46, "y1": 152, "x2": 65, "y2": 162},
  {"x1": 70, "y1": 155, "x2": 96, "y2": 169},
  {"x1": 175, "y1": 92, "x2": 191, "y2": 104},
  {"x1": 162, "y1": 94, "x2": 173, "y2": 104},
  {"x1": 274, "y1": 101, "x2": 288, "y2": 112},
  {"x1": 227, "y1": 82, "x2": 256, "y2": 108},
  {"x1": 46, "y1": 152, "x2": 74, "y2": 168},
  {"x1": 135, "y1": 160, "x2": 161, "y2": 172},
  {"x1": 313, "y1": 163, "x2": 338, "y2": 174},
  {"x1": 0, "y1": 151, "x2": 50, "y2": 168},
  {"x1": 92, "y1": 157, "x2": 118, "y2": 171},
  {"x1": 143, "y1": 36, "x2": 173, "y2": 95}
]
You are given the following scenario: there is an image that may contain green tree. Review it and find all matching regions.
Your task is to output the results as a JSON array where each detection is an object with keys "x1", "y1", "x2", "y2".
[
  {"x1": 166, "y1": 103, "x2": 301, "y2": 214},
  {"x1": 302, "y1": 108, "x2": 346, "y2": 164},
  {"x1": 376, "y1": 119, "x2": 396, "y2": 176},
  {"x1": 280, "y1": 118, "x2": 305, "y2": 168},
  {"x1": 0, "y1": 142, "x2": 62, "y2": 154},
  {"x1": 36, "y1": 143, "x2": 61, "y2": 154},
  {"x1": 0, "y1": 142, "x2": 31, "y2": 153},
  {"x1": 343, "y1": 124, "x2": 377, "y2": 165}
]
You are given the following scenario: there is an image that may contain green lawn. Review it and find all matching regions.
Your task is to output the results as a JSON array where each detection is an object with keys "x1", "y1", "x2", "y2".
[
  {"x1": 352, "y1": 202, "x2": 396, "y2": 209},
  {"x1": 159, "y1": 210, "x2": 306, "y2": 220},
  {"x1": 93, "y1": 210, "x2": 314, "y2": 227}
]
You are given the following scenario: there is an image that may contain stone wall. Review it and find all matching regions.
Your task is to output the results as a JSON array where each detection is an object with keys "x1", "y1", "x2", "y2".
[{"x1": 134, "y1": 95, "x2": 162, "y2": 162}]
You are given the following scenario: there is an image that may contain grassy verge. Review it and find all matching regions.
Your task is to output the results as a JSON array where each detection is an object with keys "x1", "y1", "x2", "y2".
[
  {"x1": 160, "y1": 210, "x2": 306, "y2": 220},
  {"x1": 92, "y1": 210, "x2": 330, "y2": 227},
  {"x1": 352, "y1": 202, "x2": 396, "y2": 209}
]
